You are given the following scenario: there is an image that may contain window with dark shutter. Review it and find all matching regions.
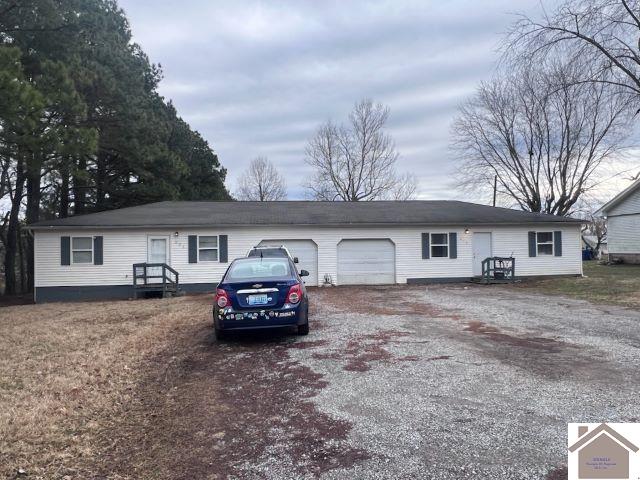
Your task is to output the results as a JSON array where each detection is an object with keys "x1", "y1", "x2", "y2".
[
  {"x1": 61, "y1": 236, "x2": 71, "y2": 265},
  {"x1": 71, "y1": 237, "x2": 93, "y2": 263},
  {"x1": 430, "y1": 233, "x2": 449, "y2": 258},
  {"x1": 219, "y1": 235, "x2": 228, "y2": 263},
  {"x1": 528, "y1": 231, "x2": 537, "y2": 257},
  {"x1": 198, "y1": 236, "x2": 219, "y2": 261},
  {"x1": 553, "y1": 231, "x2": 562, "y2": 257},
  {"x1": 188, "y1": 235, "x2": 198, "y2": 263},
  {"x1": 449, "y1": 232, "x2": 457, "y2": 259},
  {"x1": 93, "y1": 236, "x2": 103, "y2": 265},
  {"x1": 421, "y1": 233, "x2": 430, "y2": 259},
  {"x1": 536, "y1": 232, "x2": 554, "y2": 256}
]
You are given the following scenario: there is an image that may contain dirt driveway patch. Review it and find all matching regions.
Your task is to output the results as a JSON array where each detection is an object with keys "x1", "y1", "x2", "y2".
[
  {"x1": 2, "y1": 284, "x2": 639, "y2": 479},
  {"x1": 94, "y1": 320, "x2": 369, "y2": 479}
]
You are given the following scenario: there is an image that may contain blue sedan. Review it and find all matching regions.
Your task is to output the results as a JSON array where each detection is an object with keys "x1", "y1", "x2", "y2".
[{"x1": 213, "y1": 257, "x2": 310, "y2": 339}]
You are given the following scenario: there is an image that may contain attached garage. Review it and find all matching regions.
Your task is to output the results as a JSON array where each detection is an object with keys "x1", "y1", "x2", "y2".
[
  {"x1": 337, "y1": 239, "x2": 395, "y2": 285},
  {"x1": 258, "y1": 239, "x2": 319, "y2": 286}
]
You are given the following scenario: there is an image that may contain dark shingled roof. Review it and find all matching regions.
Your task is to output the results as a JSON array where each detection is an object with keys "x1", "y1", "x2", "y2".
[{"x1": 29, "y1": 201, "x2": 582, "y2": 229}]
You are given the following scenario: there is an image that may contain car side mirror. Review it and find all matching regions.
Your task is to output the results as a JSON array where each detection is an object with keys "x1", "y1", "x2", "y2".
[
  {"x1": 293, "y1": 257, "x2": 299, "y2": 263},
  {"x1": 299, "y1": 269, "x2": 309, "y2": 277}
]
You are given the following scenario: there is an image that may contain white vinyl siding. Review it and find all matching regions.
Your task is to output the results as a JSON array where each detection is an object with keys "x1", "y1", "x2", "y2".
[
  {"x1": 33, "y1": 224, "x2": 582, "y2": 289},
  {"x1": 607, "y1": 187, "x2": 640, "y2": 216},
  {"x1": 604, "y1": 186, "x2": 640, "y2": 255},
  {"x1": 71, "y1": 237, "x2": 93, "y2": 264},
  {"x1": 608, "y1": 214, "x2": 640, "y2": 254}
]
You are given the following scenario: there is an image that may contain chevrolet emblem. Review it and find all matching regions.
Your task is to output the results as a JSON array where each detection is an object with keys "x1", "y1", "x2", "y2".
[{"x1": 252, "y1": 284, "x2": 262, "y2": 288}]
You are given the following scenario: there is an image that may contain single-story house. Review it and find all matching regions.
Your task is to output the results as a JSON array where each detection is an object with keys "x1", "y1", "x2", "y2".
[
  {"x1": 29, "y1": 200, "x2": 583, "y2": 302},
  {"x1": 597, "y1": 179, "x2": 640, "y2": 264}
]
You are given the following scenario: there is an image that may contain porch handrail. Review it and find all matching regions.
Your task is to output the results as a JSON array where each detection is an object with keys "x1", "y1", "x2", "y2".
[
  {"x1": 132, "y1": 263, "x2": 179, "y2": 290},
  {"x1": 480, "y1": 256, "x2": 515, "y2": 282}
]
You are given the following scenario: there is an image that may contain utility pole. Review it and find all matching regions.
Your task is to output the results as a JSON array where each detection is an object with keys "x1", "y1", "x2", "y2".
[{"x1": 492, "y1": 175, "x2": 497, "y2": 207}]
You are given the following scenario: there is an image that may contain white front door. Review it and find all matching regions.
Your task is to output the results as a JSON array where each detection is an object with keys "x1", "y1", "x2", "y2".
[
  {"x1": 472, "y1": 232, "x2": 492, "y2": 276},
  {"x1": 147, "y1": 236, "x2": 169, "y2": 280}
]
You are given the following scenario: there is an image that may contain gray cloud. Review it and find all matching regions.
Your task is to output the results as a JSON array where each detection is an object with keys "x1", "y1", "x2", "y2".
[{"x1": 119, "y1": 0, "x2": 561, "y2": 200}]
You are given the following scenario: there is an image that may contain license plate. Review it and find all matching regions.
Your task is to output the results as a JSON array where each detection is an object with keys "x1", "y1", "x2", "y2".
[{"x1": 248, "y1": 294, "x2": 268, "y2": 305}]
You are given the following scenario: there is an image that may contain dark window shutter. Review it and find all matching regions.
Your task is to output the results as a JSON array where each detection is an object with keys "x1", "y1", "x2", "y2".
[
  {"x1": 554, "y1": 231, "x2": 562, "y2": 257},
  {"x1": 449, "y1": 232, "x2": 457, "y2": 259},
  {"x1": 421, "y1": 233, "x2": 430, "y2": 259},
  {"x1": 61, "y1": 236, "x2": 70, "y2": 265},
  {"x1": 219, "y1": 235, "x2": 228, "y2": 263},
  {"x1": 93, "y1": 236, "x2": 103, "y2": 265},
  {"x1": 188, "y1": 235, "x2": 198, "y2": 263},
  {"x1": 528, "y1": 231, "x2": 537, "y2": 257}
]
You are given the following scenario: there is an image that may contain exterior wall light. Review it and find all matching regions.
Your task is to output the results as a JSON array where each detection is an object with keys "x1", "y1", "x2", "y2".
[{"x1": 464, "y1": 228, "x2": 470, "y2": 234}]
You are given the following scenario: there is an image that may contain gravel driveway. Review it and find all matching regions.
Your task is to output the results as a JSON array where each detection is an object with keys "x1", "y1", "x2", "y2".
[
  {"x1": 94, "y1": 285, "x2": 640, "y2": 479},
  {"x1": 242, "y1": 284, "x2": 640, "y2": 480}
]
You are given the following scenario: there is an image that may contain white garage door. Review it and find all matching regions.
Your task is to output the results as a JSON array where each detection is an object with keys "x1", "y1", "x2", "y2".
[
  {"x1": 337, "y1": 239, "x2": 395, "y2": 285},
  {"x1": 258, "y1": 239, "x2": 318, "y2": 286}
]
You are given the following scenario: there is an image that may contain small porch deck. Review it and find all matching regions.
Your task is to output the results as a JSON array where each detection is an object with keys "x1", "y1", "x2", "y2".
[
  {"x1": 132, "y1": 263, "x2": 183, "y2": 298},
  {"x1": 471, "y1": 256, "x2": 516, "y2": 285}
]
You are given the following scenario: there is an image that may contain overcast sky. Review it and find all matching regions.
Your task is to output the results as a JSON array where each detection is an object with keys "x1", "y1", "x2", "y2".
[{"x1": 117, "y1": 0, "x2": 633, "y2": 202}]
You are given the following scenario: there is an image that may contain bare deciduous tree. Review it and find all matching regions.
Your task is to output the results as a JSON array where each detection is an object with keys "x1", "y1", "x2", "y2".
[
  {"x1": 305, "y1": 99, "x2": 416, "y2": 201},
  {"x1": 581, "y1": 212, "x2": 608, "y2": 257},
  {"x1": 509, "y1": 0, "x2": 640, "y2": 98},
  {"x1": 509, "y1": 0, "x2": 640, "y2": 180},
  {"x1": 236, "y1": 157, "x2": 287, "y2": 201},
  {"x1": 382, "y1": 172, "x2": 418, "y2": 200},
  {"x1": 451, "y1": 59, "x2": 635, "y2": 216}
]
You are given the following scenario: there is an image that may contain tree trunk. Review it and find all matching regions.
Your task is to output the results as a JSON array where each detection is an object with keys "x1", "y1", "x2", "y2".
[
  {"x1": 73, "y1": 156, "x2": 87, "y2": 214},
  {"x1": 95, "y1": 155, "x2": 107, "y2": 211},
  {"x1": 59, "y1": 161, "x2": 70, "y2": 218},
  {"x1": 4, "y1": 160, "x2": 26, "y2": 295},
  {"x1": 25, "y1": 162, "x2": 41, "y2": 292},
  {"x1": 18, "y1": 224, "x2": 28, "y2": 293}
]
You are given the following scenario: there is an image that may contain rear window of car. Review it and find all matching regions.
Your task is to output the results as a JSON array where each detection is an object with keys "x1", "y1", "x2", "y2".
[
  {"x1": 225, "y1": 259, "x2": 292, "y2": 281},
  {"x1": 248, "y1": 248, "x2": 287, "y2": 258}
]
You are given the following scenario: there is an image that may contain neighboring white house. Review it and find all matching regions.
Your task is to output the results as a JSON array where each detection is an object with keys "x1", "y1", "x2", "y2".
[
  {"x1": 597, "y1": 179, "x2": 640, "y2": 264},
  {"x1": 29, "y1": 201, "x2": 583, "y2": 302}
]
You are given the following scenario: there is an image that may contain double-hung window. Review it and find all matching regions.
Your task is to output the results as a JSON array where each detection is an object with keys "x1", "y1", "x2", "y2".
[
  {"x1": 72, "y1": 237, "x2": 93, "y2": 264},
  {"x1": 536, "y1": 232, "x2": 554, "y2": 256},
  {"x1": 198, "y1": 236, "x2": 219, "y2": 262},
  {"x1": 430, "y1": 233, "x2": 449, "y2": 258}
]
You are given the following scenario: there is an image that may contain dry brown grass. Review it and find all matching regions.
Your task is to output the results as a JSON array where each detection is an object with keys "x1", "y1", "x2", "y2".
[{"x1": 0, "y1": 295, "x2": 211, "y2": 479}]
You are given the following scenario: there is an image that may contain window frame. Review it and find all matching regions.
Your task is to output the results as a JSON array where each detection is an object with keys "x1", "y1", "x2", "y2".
[
  {"x1": 71, "y1": 236, "x2": 93, "y2": 264},
  {"x1": 536, "y1": 231, "x2": 554, "y2": 256},
  {"x1": 198, "y1": 235, "x2": 219, "y2": 262},
  {"x1": 430, "y1": 233, "x2": 449, "y2": 258}
]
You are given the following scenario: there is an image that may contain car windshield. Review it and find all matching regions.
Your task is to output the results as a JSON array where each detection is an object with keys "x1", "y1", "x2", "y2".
[{"x1": 225, "y1": 258, "x2": 292, "y2": 281}]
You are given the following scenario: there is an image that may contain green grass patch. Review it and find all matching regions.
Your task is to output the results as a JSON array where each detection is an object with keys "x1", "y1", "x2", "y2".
[{"x1": 519, "y1": 261, "x2": 640, "y2": 308}]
